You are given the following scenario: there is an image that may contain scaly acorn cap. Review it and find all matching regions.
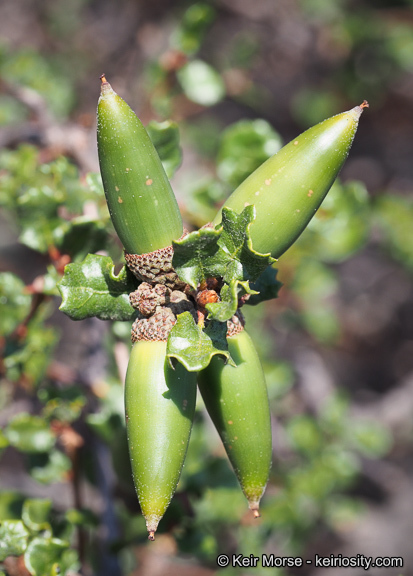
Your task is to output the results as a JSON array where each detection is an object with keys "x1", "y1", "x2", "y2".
[
  {"x1": 125, "y1": 229, "x2": 188, "y2": 290},
  {"x1": 213, "y1": 102, "x2": 369, "y2": 259},
  {"x1": 97, "y1": 75, "x2": 183, "y2": 254},
  {"x1": 125, "y1": 339, "x2": 197, "y2": 539},
  {"x1": 227, "y1": 310, "x2": 245, "y2": 337}
]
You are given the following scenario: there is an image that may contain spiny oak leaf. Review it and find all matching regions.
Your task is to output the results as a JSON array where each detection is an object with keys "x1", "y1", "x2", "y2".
[
  {"x1": 166, "y1": 311, "x2": 235, "y2": 371},
  {"x1": 58, "y1": 254, "x2": 138, "y2": 321}
]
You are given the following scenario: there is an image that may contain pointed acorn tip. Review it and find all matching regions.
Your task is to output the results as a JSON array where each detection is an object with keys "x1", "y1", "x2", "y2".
[
  {"x1": 253, "y1": 509, "x2": 261, "y2": 519},
  {"x1": 360, "y1": 100, "x2": 369, "y2": 109},
  {"x1": 148, "y1": 531, "x2": 155, "y2": 541},
  {"x1": 99, "y1": 74, "x2": 114, "y2": 97}
]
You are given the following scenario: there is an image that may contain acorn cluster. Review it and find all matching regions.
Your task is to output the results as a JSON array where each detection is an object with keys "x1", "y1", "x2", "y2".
[{"x1": 126, "y1": 243, "x2": 246, "y2": 343}]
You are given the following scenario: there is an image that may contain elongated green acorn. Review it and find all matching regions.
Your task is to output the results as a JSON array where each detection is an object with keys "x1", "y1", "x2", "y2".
[
  {"x1": 125, "y1": 339, "x2": 197, "y2": 539},
  {"x1": 198, "y1": 329, "x2": 272, "y2": 515},
  {"x1": 213, "y1": 102, "x2": 368, "y2": 258},
  {"x1": 97, "y1": 75, "x2": 183, "y2": 254}
]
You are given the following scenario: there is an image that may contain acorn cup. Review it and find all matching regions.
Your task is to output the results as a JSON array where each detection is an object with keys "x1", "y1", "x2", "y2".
[
  {"x1": 125, "y1": 335, "x2": 197, "y2": 540},
  {"x1": 197, "y1": 325, "x2": 272, "y2": 516},
  {"x1": 213, "y1": 102, "x2": 368, "y2": 259},
  {"x1": 97, "y1": 75, "x2": 183, "y2": 255}
]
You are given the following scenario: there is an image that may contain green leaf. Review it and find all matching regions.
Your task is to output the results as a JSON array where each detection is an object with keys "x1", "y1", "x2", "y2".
[
  {"x1": 4, "y1": 323, "x2": 58, "y2": 387},
  {"x1": 54, "y1": 216, "x2": 108, "y2": 262},
  {"x1": 65, "y1": 508, "x2": 98, "y2": 528},
  {"x1": 146, "y1": 120, "x2": 182, "y2": 179},
  {"x1": 173, "y1": 206, "x2": 274, "y2": 293},
  {"x1": 217, "y1": 119, "x2": 282, "y2": 188},
  {"x1": 374, "y1": 192, "x2": 413, "y2": 272},
  {"x1": 0, "y1": 492, "x2": 24, "y2": 521},
  {"x1": 28, "y1": 450, "x2": 72, "y2": 485},
  {"x1": 350, "y1": 422, "x2": 392, "y2": 459},
  {"x1": 292, "y1": 259, "x2": 340, "y2": 343},
  {"x1": 166, "y1": 312, "x2": 234, "y2": 371},
  {"x1": 247, "y1": 265, "x2": 282, "y2": 306},
  {"x1": 5, "y1": 414, "x2": 55, "y2": 454},
  {"x1": 218, "y1": 205, "x2": 276, "y2": 284},
  {"x1": 0, "y1": 520, "x2": 30, "y2": 561},
  {"x1": 58, "y1": 254, "x2": 138, "y2": 321},
  {"x1": 304, "y1": 180, "x2": 370, "y2": 262},
  {"x1": 39, "y1": 385, "x2": 86, "y2": 424},
  {"x1": 206, "y1": 279, "x2": 256, "y2": 322},
  {"x1": 0, "y1": 273, "x2": 31, "y2": 337},
  {"x1": 173, "y1": 2, "x2": 216, "y2": 55},
  {"x1": 177, "y1": 60, "x2": 225, "y2": 106},
  {"x1": 22, "y1": 499, "x2": 52, "y2": 533},
  {"x1": 85, "y1": 172, "x2": 104, "y2": 197},
  {"x1": 24, "y1": 537, "x2": 75, "y2": 576},
  {"x1": 0, "y1": 429, "x2": 10, "y2": 456},
  {"x1": 172, "y1": 226, "x2": 226, "y2": 289}
]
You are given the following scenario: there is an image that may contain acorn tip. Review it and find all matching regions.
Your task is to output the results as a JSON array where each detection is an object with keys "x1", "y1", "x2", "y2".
[
  {"x1": 253, "y1": 509, "x2": 261, "y2": 519},
  {"x1": 100, "y1": 74, "x2": 108, "y2": 85},
  {"x1": 360, "y1": 100, "x2": 369, "y2": 109},
  {"x1": 148, "y1": 531, "x2": 155, "y2": 541}
]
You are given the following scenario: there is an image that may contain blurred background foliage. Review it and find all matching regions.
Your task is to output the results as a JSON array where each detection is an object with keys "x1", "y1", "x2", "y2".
[{"x1": 1, "y1": 0, "x2": 413, "y2": 575}]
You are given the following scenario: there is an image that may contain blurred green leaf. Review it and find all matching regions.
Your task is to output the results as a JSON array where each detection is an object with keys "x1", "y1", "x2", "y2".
[
  {"x1": 291, "y1": 88, "x2": 342, "y2": 128},
  {"x1": 304, "y1": 180, "x2": 370, "y2": 262},
  {"x1": 177, "y1": 60, "x2": 225, "y2": 106},
  {"x1": 0, "y1": 492, "x2": 24, "y2": 521},
  {"x1": 386, "y1": 24, "x2": 413, "y2": 72},
  {"x1": 264, "y1": 360, "x2": 294, "y2": 402},
  {"x1": 65, "y1": 508, "x2": 98, "y2": 528},
  {"x1": 0, "y1": 146, "x2": 105, "y2": 255},
  {"x1": 4, "y1": 321, "x2": 58, "y2": 387},
  {"x1": 173, "y1": 2, "x2": 216, "y2": 55},
  {"x1": 86, "y1": 172, "x2": 104, "y2": 197},
  {"x1": 167, "y1": 311, "x2": 233, "y2": 371},
  {"x1": 24, "y1": 537, "x2": 78, "y2": 576},
  {"x1": 184, "y1": 178, "x2": 227, "y2": 227},
  {"x1": 0, "y1": 48, "x2": 75, "y2": 118},
  {"x1": 39, "y1": 385, "x2": 86, "y2": 424},
  {"x1": 217, "y1": 119, "x2": 282, "y2": 188},
  {"x1": 374, "y1": 193, "x2": 413, "y2": 272},
  {"x1": 325, "y1": 496, "x2": 364, "y2": 530},
  {"x1": 0, "y1": 429, "x2": 10, "y2": 456},
  {"x1": 146, "y1": 120, "x2": 182, "y2": 179},
  {"x1": 287, "y1": 416, "x2": 323, "y2": 454},
  {"x1": 55, "y1": 217, "x2": 108, "y2": 262},
  {"x1": 292, "y1": 259, "x2": 340, "y2": 343},
  {"x1": 5, "y1": 414, "x2": 55, "y2": 454},
  {"x1": 22, "y1": 499, "x2": 52, "y2": 533},
  {"x1": 28, "y1": 450, "x2": 72, "y2": 485},
  {"x1": 58, "y1": 254, "x2": 138, "y2": 321},
  {"x1": 0, "y1": 95, "x2": 28, "y2": 126},
  {"x1": 0, "y1": 273, "x2": 31, "y2": 337},
  {"x1": 0, "y1": 520, "x2": 30, "y2": 561},
  {"x1": 193, "y1": 487, "x2": 246, "y2": 524},
  {"x1": 349, "y1": 421, "x2": 392, "y2": 458}
]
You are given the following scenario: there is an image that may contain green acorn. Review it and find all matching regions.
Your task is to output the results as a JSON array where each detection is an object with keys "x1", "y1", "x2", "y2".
[
  {"x1": 97, "y1": 75, "x2": 183, "y2": 255},
  {"x1": 198, "y1": 326, "x2": 272, "y2": 515},
  {"x1": 125, "y1": 335, "x2": 197, "y2": 540},
  {"x1": 213, "y1": 102, "x2": 368, "y2": 258}
]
